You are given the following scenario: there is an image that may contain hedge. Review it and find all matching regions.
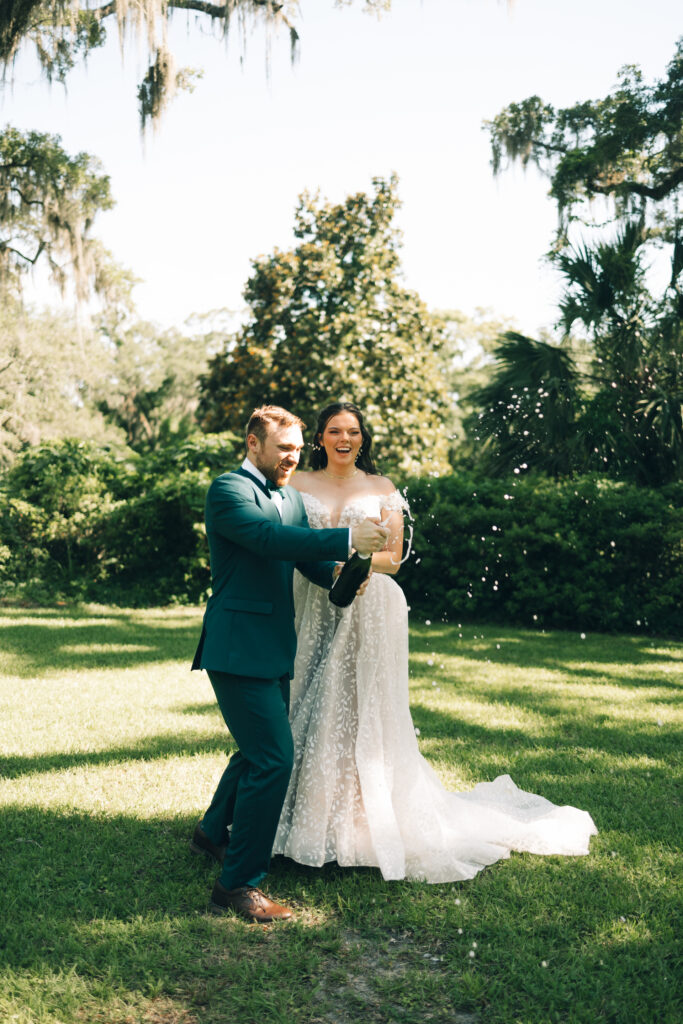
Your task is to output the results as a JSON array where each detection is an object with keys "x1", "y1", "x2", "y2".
[
  {"x1": 0, "y1": 436, "x2": 240, "y2": 606},
  {"x1": 399, "y1": 473, "x2": 683, "y2": 637},
  {"x1": 1, "y1": 439, "x2": 681, "y2": 636}
]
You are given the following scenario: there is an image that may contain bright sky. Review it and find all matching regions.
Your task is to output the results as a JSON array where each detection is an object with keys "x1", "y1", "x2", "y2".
[{"x1": 3, "y1": 0, "x2": 681, "y2": 337}]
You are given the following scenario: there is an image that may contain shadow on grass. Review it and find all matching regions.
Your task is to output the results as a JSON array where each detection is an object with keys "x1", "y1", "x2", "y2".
[
  {"x1": 2, "y1": 806, "x2": 329, "y2": 986},
  {"x1": 410, "y1": 697, "x2": 679, "y2": 761},
  {"x1": 0, "y1": 607, "x2": 202, "y2": 676},
  {"x1": 3, "y1": 701, "x2": 679, "y2": 847},
  {"x1": 1, "y1": 804, "x2": 678, "y2": 1024},
  {"x1": 0, "y1": 806, "x2": 453, "y2": 1023},
  {"x1": 0, "y1": 731, "x2": 233, "y2": 780},
  {"x1": 410, "y1": 623, "x2": 683, "y2": 684},
  {"x1": 3, "y1": 608, "x2": 681, "y2": 690},
  {"x1": 1, "y1": 612, "x2": 681, "y2": 1021},
  {"x1": 176, "y1": 702, "x2": 219, "y2": 717}
]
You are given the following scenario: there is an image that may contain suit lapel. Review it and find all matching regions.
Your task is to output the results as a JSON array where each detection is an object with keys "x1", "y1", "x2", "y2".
[
  {"x1": 236, "y1": 466, "x2": 269, "y2": 497},
  {"x1": 235, "y1": 467, "x2": 280, "y2": 521}
]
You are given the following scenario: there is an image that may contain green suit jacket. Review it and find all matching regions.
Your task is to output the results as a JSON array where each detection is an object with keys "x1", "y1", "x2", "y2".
[{"x1": 191, "y1": 467, "x2": 349, "y2": 679}]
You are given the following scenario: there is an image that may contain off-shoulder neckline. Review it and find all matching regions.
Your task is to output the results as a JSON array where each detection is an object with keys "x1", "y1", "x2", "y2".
[
  {"x1": 297, "y1": 489, "x2": 381, "y2": 521},
  {"x1": 297, "y1": 489, "x2": 405, "y2": 525}
]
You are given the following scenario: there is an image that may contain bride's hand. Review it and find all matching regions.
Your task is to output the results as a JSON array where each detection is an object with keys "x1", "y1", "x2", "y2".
[{"x1": 356, "y1": 569, "x2": 372, "y2": 597}]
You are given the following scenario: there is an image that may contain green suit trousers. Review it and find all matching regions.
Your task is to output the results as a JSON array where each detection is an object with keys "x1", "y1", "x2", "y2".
[{"x1": 202, "y1": 670, "x2": 293, "y2": 891}]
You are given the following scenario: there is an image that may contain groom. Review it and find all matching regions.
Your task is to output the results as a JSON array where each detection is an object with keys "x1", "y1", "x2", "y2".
[{"x1": 190, "y1": 404, "x2": 388, "y2": 922}]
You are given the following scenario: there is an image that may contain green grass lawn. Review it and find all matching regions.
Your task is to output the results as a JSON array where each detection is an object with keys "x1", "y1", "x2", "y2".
[{"x1": 0, "y1": 605, "x2": 680, "y2": 1024}]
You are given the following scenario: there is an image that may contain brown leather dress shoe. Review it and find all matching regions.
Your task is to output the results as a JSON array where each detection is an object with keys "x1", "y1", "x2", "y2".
[
  {"x1": 189, "y1": 823, "x2": 229, "y2": 865},
  {"x1": 210, "y1": 881, "x2": 293, "y2": 923}
]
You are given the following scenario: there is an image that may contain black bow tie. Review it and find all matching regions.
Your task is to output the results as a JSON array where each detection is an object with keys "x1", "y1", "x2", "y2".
[{"x1": 265, "y1": 479, "x2": 283, "y2": 495}]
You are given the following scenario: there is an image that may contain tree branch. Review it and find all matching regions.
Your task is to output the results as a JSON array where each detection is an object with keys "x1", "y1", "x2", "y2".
[
  {"x1": 88, "y1": 2, "x2": 117, "y2": 21},
  {"x1": 167, "y1": 0, "x2": 238, "y2": 15},
  {"x1": 535, "y1": 140, "x2": 574, "y2": 158},
  {"x1": 0, "y1": 161, "x2": 41, "y2": 172},
  {"x1": 6, "y1": 184, "x2": 45, "y2": 208},
  {"x1": 88, "y1": 0, "x2": 285, "y2": 18},
  {"x1": 590, "y1": 165, "x2": 683, "y2": 203},
  {"x1": 0, "y1": 240, "x2": 46, "y2": 265}
]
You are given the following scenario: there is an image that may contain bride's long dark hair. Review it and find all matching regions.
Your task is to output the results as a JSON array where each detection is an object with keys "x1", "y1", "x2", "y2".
[{"x1": 309, "y1": 401, "x2": 378, "y2": 475}]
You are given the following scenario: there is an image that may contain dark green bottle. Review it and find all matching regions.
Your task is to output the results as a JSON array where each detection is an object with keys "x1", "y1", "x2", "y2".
[{"x1": 328, "y1": 552, "x2": 371, "y2": 607}]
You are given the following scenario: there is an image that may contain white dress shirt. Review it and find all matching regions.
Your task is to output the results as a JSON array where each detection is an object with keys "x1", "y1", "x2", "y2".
[{"x1": 241, "y1": 458, "x2": 283, "y2": 517}]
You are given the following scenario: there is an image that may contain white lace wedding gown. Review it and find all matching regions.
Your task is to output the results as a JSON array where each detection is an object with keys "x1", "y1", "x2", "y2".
[{"x1": 273, "y1": 491, "x2": 597, "y2": 882}]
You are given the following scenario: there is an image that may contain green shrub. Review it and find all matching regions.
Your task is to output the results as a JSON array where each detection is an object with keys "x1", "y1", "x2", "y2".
[
  {"x1": 0, "y1": 433, "x2": 241, "y2": 605},
  {"x1": 91, "y1": 471, "x2": 211, "y2": 603},
  {"x1": 2, "y1": 438, "x2": 680, "y2": 634},
  {"x1": 398, "y1": 473, "x2": 683, "y2": 636}
]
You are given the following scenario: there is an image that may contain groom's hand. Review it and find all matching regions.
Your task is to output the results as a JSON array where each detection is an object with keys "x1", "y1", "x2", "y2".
[{"x1": 352, "y1": 518, "x2": 390, "y2": 556}]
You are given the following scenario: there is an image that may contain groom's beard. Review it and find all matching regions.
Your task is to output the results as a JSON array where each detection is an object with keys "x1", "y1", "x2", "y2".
[
  {"x1": 267, "y1": 468, "x2": 293, "y2": 487},
  {"x1": 254, "y1": 456, "x2": 298, "y2": 488}
]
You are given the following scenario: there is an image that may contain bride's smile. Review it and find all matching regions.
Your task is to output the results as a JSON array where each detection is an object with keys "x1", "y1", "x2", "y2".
[{"x1": 320, "y1": 411, "x2": 364, "y2": 472}]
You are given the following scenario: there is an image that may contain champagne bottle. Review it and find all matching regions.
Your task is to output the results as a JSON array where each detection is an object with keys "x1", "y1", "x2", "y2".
[{"x1": 328, "y1": 551, "x2": 371, "y2": 608}]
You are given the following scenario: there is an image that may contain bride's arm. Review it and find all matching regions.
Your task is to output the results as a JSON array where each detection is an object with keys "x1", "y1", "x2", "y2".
[{"x1": 370, "y1": 505, "x2": 404, "y2": 576}]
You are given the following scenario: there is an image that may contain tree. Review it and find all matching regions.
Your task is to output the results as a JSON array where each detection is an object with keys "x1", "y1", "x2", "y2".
[
  {"x1": 486, "y1": 39, "x2": 683, "y2": 242},
  {"x1": 433, "y1": 306, "x2": 517, "y2": 464},
  {"x1": 0, "y1": 126, "x2": 114, "y2": 298},
  {"x1": 1, "y1": 0, "x2": 391, "y2": 131},
  {"x1": 0, "y1": 284, "x2": 212, "y2": 465},
  {"x1": 556, "y1": 220, "x2": 683, "y2": 484},
  {"x1": 465, "y1": 332, "x2": 581, "y2": 478},
  {"x1": 467, "y1": 224, "x2": 683, "y2": 483},
  {"x1": 0, "y1": 295, "x2": 122, "y2": 466},
  {"x1": 479, "y1": 41, "x2": 683, "y2": 484},
  {"x1": 197, "y1": 176, "x2": 452, "y2": 475},
  {"x1": 93, "y1": 318, "x2": 212, "y2": 451}
]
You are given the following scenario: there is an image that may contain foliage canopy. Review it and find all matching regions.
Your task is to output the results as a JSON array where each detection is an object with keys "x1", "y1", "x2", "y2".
[
  {"x1": 0, "y1": 297, "x2": 121, "y2": 466},
  {"x1": 477, "y1": 41, "x2": 683, "y2": 485},
  {"x1": 197, "y1": 176, "x2": 452, "y2": 474},
  {"x1": 486, "y1": 39, "x2": 683, "y2": 241},
  {"x1": 0, "y1": 126, "x2": 113, "y2": 298},
  {"x1": 1, "y1": 0, "x2": 391, "y2": 130}
]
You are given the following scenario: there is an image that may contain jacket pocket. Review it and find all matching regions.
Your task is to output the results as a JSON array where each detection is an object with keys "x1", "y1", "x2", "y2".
[{"x1": 223, "y1": 598, "x2": 273, "y2": 615}]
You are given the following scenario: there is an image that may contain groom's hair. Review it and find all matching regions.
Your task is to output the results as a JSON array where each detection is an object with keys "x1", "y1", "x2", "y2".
[{"x1": 246, "y1": 405, "x2": 305, "y2": 445}]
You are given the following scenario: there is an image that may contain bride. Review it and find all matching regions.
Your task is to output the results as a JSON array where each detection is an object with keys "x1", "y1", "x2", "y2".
[{"x1": 273, "y1": 401, "x2": 597, "y2": 882}]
